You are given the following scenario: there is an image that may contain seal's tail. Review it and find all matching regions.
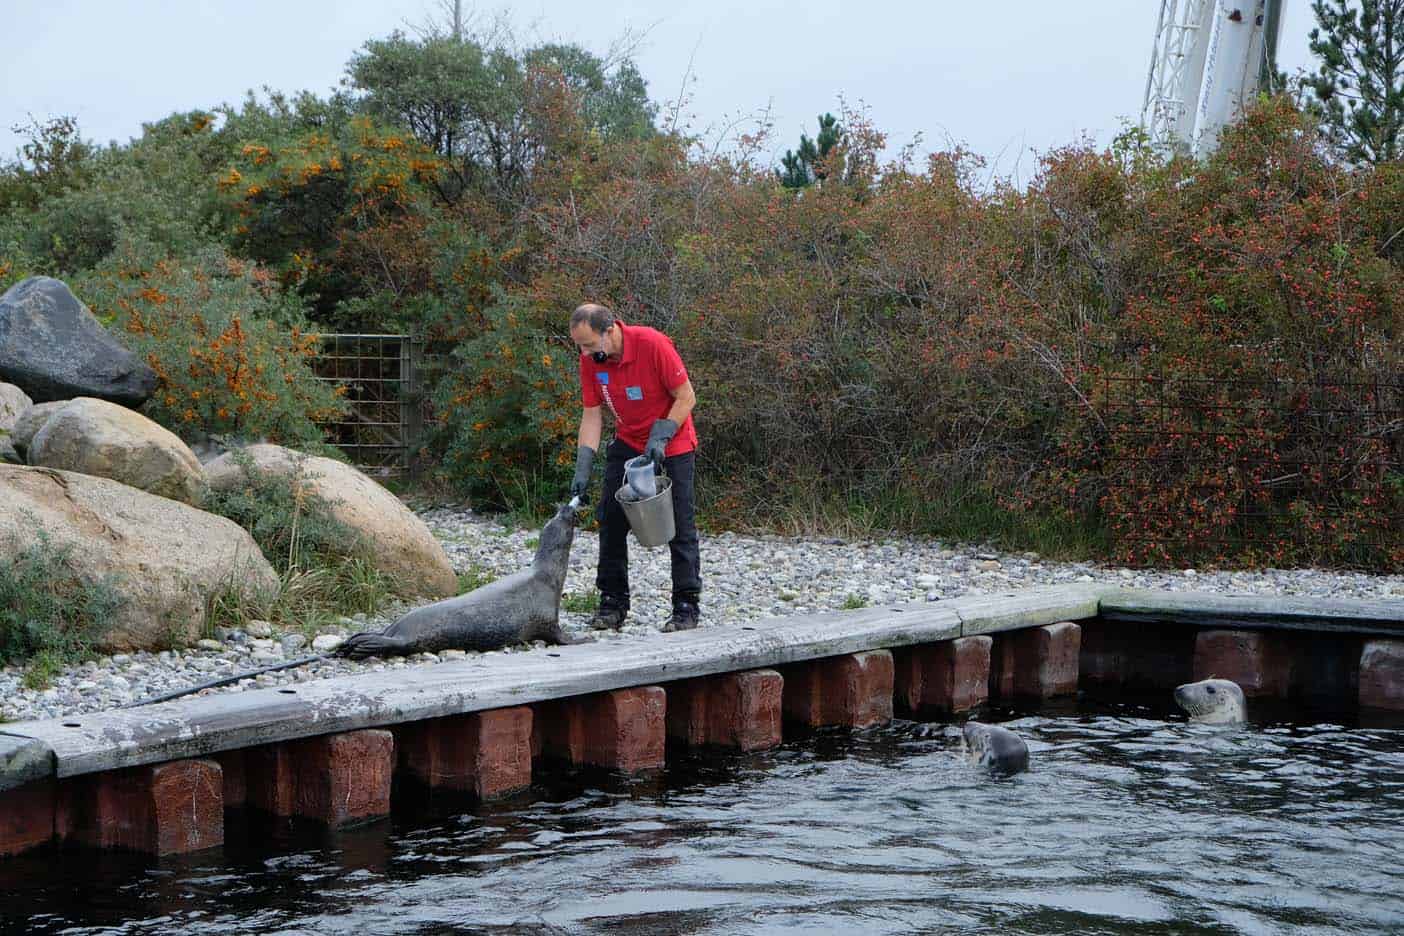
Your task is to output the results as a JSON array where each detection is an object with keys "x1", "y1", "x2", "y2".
[{"x1": 337, "y1": 632, "x2": 410, "y2": 659}]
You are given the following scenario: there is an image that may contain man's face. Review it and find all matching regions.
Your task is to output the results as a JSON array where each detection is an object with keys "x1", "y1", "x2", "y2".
[{"x1": 571, "y1": 322, "x2": 615, "y2": 361}]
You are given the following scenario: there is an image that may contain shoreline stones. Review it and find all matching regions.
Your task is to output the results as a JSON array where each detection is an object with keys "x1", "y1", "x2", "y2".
[{"x1": 0, "y1": 503, "x2": 1400, "y2": 722}]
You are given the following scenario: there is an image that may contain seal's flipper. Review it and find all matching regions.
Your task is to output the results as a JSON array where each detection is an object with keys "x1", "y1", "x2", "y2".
[
  {"x1": 339, "y1": 632, "x2": 413, "y2": 659},
  {"x1": 545, "y1": 622, "x2": 590, "y2": 646}
]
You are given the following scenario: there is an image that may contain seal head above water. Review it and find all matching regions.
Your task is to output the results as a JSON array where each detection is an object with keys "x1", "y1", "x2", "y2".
[
  {"x1": 340, "y1": 502, "x2": 584, "y2": 657},
  {"x1": 1173, "y1": 678, "x2": 1246, "y2": 724},
  {"x1": 962, "y1": 722, "x2": 1029, "y2": 775}
]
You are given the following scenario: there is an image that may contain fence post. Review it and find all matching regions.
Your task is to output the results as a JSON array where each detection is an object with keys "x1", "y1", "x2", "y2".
[{"x1": 400, "y1": 336, "x2": 424, "y2": 472}]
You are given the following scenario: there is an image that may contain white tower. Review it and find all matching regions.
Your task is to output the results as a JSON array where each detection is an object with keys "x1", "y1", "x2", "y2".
[{"x1": 1142, "y1": 1, "x2": 1287, "y2": 156}]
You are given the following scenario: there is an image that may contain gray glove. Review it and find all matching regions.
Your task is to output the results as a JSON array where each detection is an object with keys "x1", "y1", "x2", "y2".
[
  {"x1": 570, "y1": 445, "x2": 595, "y2": 503},
  {"x1": 644, "y1": 418, "x2": 679, "y2": 467}
]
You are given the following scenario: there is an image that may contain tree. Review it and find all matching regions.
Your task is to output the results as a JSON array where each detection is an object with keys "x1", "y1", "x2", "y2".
[
  {"x1": 346, "y1": 31, "x2": 655, "y2": 204},
  {"x1": 777, "y1": 113, "x2": 843, "y2": 189},
  {"x1": 0, "y1": 115, "x2": 95, "y2": 215},
  {"x1": 524, "y1": 44, "x2": 656, "y2": 142},
  {"x1": 1307, "y1": 0, "x2": 1404, "y2": 163}
]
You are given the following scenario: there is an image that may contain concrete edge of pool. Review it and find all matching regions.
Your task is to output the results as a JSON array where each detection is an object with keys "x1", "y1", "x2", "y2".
[{"x1": 1, "y1": 583, "x2": 1401, "y2": 858}]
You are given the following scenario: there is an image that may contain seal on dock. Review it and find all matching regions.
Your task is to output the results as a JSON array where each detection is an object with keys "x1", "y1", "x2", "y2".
[
  {"x1": 1173, "y1": 678, "x2": 1246, "y2": 724},
  {"x1": 340, "y1": 502, "x2": 586, "y2": 658},
  {"x1": 962, "y1": 722, "x2": 1029, "y2": 775}
]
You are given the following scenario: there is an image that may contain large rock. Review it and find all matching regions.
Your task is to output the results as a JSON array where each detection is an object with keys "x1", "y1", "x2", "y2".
[
  {"x1": 0, "y1": 276, "x2": 157, "y2": 405},
  {"x1": 205, "y1": 443, "x2": 457, "y2": 599},
  {"x1": 0, "y1": 381, "x2": 31, "y2": 463},
  {"x1": 28, "y1": 397, "x2": 205, "y2": 505},
  {"x1": 0, "y1": 465, "x2": 278, "y2": 652},
  {"x1": 9, "y1": 400, "x2": 68, "y2": 461}
]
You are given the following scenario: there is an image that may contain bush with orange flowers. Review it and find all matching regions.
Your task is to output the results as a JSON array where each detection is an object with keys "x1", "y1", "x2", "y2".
[{"x1": 75, "y1": 243, "x2": 347, "y2": 449}]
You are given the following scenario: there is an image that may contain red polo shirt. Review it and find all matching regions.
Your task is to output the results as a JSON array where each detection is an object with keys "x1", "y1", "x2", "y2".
[{"x1": 579, "y1": 322, "x2": 698, "y2": 455}]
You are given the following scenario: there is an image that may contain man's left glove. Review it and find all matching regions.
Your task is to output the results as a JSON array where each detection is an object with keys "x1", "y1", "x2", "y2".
[
  {"x1": 570, "y1": 445, "x2": 595, "y2": 504},
  {"x1": 644, "y1": 418, "x2": 679, "y2": 468}
]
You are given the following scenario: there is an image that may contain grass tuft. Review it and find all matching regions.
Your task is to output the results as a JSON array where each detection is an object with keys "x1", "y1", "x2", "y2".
[
  {"x1": 561, "y1": 591, "x2": 599, "y2": 614},
  {"x1": 1, "y1": 529, "x2": 122, "y2": 673}
]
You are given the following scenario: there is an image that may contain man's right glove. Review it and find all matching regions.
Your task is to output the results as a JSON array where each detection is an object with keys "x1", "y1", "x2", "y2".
[
  {"x1": 570, "y1": 445, "x2": 595, "y2": 503},
  {"x1": 644, "y1": 418, "x2": 679, "y2": 468}
]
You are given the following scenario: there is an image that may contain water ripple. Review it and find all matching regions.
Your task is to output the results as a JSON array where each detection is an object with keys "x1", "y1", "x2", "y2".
[{"x1": 5, "y1": 698, "x2": 1404, "y2": 935}]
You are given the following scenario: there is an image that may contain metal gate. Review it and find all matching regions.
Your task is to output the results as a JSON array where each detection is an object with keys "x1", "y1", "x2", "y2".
[{"x1": 310, "y1": 334, "x2": 428, "y2": 476}]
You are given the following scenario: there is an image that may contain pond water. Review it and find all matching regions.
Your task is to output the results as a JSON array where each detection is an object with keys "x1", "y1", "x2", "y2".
[{"x1": 6, "y1": 693, "x2": 1404, "y2": 935}]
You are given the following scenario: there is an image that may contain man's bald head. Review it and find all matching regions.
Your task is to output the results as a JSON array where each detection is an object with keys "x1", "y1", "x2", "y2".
[{"x1": 571, "y1": 303, "x2": 615, "y2": 335}]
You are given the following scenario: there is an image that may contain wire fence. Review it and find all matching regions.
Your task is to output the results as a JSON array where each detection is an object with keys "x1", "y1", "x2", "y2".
[{"x1": 308, "y1": 334, "x2": 442, "y2": 476}]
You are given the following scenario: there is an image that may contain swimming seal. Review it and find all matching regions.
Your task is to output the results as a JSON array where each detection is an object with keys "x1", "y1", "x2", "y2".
[
  {"x1": 962, "y1": 722, "x2": 1029, "y2": 775},
  {"x1": 1173, "y1": 678, "x2": 1246, "y2": 724},
  {"x1": 340, "y1": 502, "x2": 585, "y2": 658}
]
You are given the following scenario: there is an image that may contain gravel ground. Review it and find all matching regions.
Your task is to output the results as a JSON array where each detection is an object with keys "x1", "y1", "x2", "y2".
[{"x1": 2, "y1": 504, "x2": 1401, "y2": 723}]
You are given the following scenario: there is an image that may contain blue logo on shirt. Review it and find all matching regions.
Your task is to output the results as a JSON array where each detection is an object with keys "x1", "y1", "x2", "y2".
[
  {"x1": 625, "y1": 385, "x2": 643, "y2": 401},
  {"x1": 595, "y1": 372, "x2": 609, "y2": 384}
]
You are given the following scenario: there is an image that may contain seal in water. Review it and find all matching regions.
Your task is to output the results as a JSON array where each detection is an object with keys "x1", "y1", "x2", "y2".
[
  {"x1": 962, "y1": 722, "x2": 1029, "y2": 775},
  {"x1": 340, "y1": 502, "x2": 585, "y2": 657},
  {"x1": 1173, "y1": 678, "x2": 1246, "y2": 724}
]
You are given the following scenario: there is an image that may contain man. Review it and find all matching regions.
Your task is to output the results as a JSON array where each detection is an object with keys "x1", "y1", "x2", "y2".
[{"x1": 568, "y1": 303, "x2": 701, "y2": 632}]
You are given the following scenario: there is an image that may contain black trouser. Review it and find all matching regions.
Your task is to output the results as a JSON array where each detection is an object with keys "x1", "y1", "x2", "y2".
[{"x1": 596, "y1": 438, "x2": 701, "y2": 607}]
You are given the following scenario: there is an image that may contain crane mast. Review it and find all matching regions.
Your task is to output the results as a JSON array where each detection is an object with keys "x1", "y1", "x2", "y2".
[{"x1": 1142, "y1": 0, "x2": 1287, "y2": 156}]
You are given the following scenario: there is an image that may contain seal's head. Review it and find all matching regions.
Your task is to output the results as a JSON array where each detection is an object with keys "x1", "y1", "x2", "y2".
[
  {"x1": 962, "y1": 722, "x2": 1029, "y2": 775},
  {"x1": 532, "y1": 502, "x2": 579, "y2": 592},
  {"x1": 1173, "y1": 678, "x2": 1246, "y2": 724}
]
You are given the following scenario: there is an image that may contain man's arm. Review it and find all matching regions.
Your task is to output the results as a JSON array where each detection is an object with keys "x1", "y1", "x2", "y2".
[
  {"x1": 664, "y1": 379, "x2": 696, "y2": 425},
  {"x1": 578, "y1": 405, "x2": 603, "y2": 450}
]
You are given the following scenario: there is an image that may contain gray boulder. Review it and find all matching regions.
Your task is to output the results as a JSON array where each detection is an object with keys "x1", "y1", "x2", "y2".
[
  {"x1": 29, "y1": 397, "x2": 206, "y2": 505},
  {"x1": 9, "y1": 400, "x2": 68, "y2": 461},
  {"x1": 0, "y1": 465, "x2": 278, "y2": 652},
  {"x1": 206, "y1": 443, "x2": 459, "y2": 599},
  {"x1": 0, "y1": 276, "x2": 157, "y2": 405},
  {"x1": 0, "y1": 381, "x2": 31, "y2": 464}
]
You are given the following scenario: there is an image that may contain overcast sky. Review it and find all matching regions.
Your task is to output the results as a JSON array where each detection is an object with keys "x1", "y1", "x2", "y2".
[{"x1": 2, "y1": 1, "x2": 1320, "y2": 178}]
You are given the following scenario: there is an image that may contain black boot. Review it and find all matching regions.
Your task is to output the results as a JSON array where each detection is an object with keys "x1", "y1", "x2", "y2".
[
  {"x1": 589, "y1": 594, "x2": 629, "y2": 631},
  {"x1": 665, "y1": 599, "x2": 700, "y2": 632}
]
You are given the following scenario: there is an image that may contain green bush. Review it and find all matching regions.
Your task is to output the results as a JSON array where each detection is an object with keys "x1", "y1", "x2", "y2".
[
  {"x1": 0, "y1": 111, "x2": 235, "y2": 277},
  {"x1": 429, "y1": 291, "x2": 579, "y2": 512},
  {"x1": 200, "y1": 452, "x2": 401, "y2": 633},
  {"x1": 201, "y1": 450, "x2": 369, "y2": 574},
  {"x1": 205, "y1": 561, "x2": 395, "y2": 637},
  {"x1": 0, "y1": 530, "x2": 123, "y2": 667}
]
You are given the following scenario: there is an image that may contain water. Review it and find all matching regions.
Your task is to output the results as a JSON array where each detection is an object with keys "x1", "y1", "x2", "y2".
[{"x1": 6, "y1": 694, "x2": 1404, "y2": 935}]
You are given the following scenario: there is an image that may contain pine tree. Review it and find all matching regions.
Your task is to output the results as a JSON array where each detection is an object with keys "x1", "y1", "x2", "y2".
[
  {"x1": 1306, "y1": 0, "x2": 1404, "y2": 163},
  {"x1": 777, "y1": 113, "x2": 843, "y2": 189}
]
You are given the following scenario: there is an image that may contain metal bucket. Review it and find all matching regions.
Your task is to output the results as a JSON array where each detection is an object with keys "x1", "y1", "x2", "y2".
[{"x1": 616, "y1": 474, "x2": 675, "y2": 547}]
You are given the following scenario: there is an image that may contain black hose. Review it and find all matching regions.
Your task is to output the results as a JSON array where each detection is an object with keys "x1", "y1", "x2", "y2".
[{"x1": 123, "y1": 652, "x2": 337, "y2": 708}]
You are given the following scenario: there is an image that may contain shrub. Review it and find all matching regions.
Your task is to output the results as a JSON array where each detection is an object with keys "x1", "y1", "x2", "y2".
[
  {"x1": 0, "y1": 111, "x2": 238, "y2": 277},
  {"x1": 201, "y1": 450, "x2": 370, "y2": 574},
  {"x1": 429, "y1": 291, "x2": 580, "y2": 511},
  {"x1": 205, "y1": 561, "x2": 395, "y2": 637},
  {"x1": 75, "y1": 242, "x2": 347, "y2": 450},
  {"x1": 1029, "y1": 101, "x2": 1404, "y2": 568},
  {"x1": 217, "y1": 115, "x2": 445, "y2": 316},
  {"x1": 512, "y1": 97, "x2": 1400, "y2": 568},
  {"x1": 200, "y1": 451, "x2": 402, "y2": 632},
  {"x1": 0, "y1": 530, "x2": 123, "y2": 667}
]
